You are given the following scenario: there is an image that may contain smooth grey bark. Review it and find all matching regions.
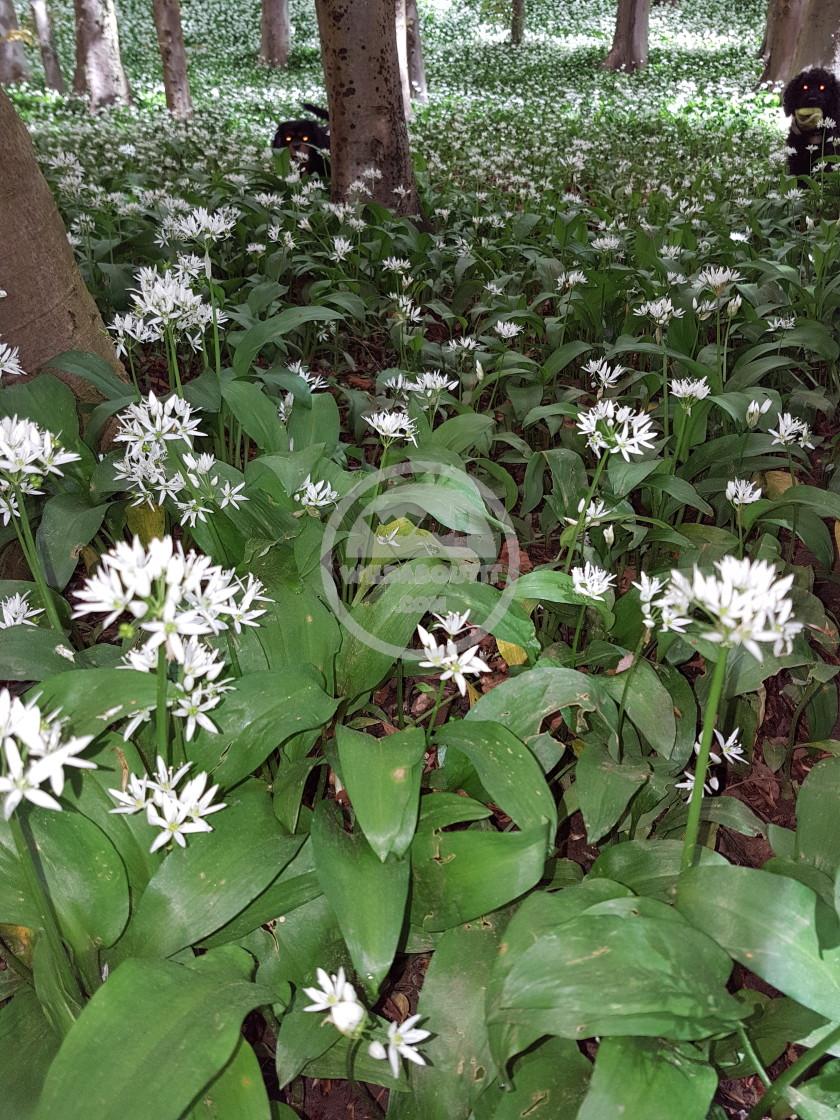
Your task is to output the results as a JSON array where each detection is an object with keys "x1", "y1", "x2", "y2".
[
  {"x1": 260, "y1": 0, "x2": 290, "y2": 67},
  {"x1": 152, "y1": 0, "x2": 192, "y2": 119},
  {"x1": 29, "y1": 0, "x2": 65, "y2": 92},
  {"x1": 0, "y1": 86, "x2": 124, "y2": 382},
  {"x1": 790, "y1": 0, "x2": 840, "y2": 73},
  {"x1": 395, "y1": 0, "x2": 412, "y2": 118},
  {"x1": 0, "y1": 0, "x2": 30, "y2": 85},
  {"x1": 602, "y1": 0, "x2": 649, "y2": 73},
  {"x1": 511, "y1": 0, "x2": 525, "y2": 45},
  {"x1": 406, "y1": 0, "x2": 427, "y2": 103},
  {"x1": 314, "y1": 0, "x2": 425, "y2": 217},
  {"x1": 759, "y1": 0, "x2": 805, "y2": 84},
  {"x1": 72, "y1": 0, "x2": 131, "y2": 108}
]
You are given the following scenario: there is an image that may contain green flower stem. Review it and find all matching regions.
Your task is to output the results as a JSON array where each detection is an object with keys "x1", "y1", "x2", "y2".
[
  {"x1": 569, "y1": 604, "x2": 586, "y2": 669},
  {"x1": 736, "y1": 1023, "x2": 771, "y2": 1090},
  {"x1": 745, "y1": 1021, "x2": 840, "y2": 1120},
  {"x1": 785, "y1": 449, "x2": 798, "y2": 566},
  {"x1": 9, "y1": 813, "x2": 83, "y2": 1035},
  {"x1": 11, "y1": 491, "x2": 63, "y2": 632},
  {"x1": 165, "y1": 328, "x2": 183, "y2": 396},
  {"x1": 660, "y1": 346, "x2": 670, "y2": 446},
  {"x1": 735, "y1": 508, "x2": 745, "y2": 559},
  {"x1": 561, "y1": 451, "x2": 608, "y2": 573},
  {"x1": 156, "y1": 645, "x2": 170, "y2": 763},
  {"x1": 425, "y1": 679, "x2": 447, "y2": 749},
  {"x1": 680, "y1": 646, "x2": 729, "y2": 875},
  {"x1": 616, "y1": 634, "x2": 647, "y2": 757}
]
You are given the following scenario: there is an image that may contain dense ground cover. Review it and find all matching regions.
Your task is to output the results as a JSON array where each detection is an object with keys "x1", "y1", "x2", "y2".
[{"x1": 3, "y1": 1, "x2": 840, "y2": 1118}]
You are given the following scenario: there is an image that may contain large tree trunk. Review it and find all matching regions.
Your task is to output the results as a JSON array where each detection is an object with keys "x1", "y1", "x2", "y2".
[
  {"x1": 791, "y1": 0, "x2": 840, "y2": 73},
  {"x1": 759, "y1": 0, "x2": 805, "y2": 83},
  {"x1": 0, "y1": 87, "x2": 124, "y2": 380},
  {"x1": 152, "y1": 0, "x2": 192, "y2": 119},
  {"x1": 29, "y1": 0, "x2": 65, "y2": 92},
  {"x1": 395, "y1": 0, "x2": 412, "y2": 119},
  {"x1": 260, "y1": 0, "x2": 290, "y2": 67},
  {"x1": 602, "y1": 0, "x2": 649, "y2": 73},
  {"x1": 0, "y1": 0, "x2": 31, "y2": 84},
  {"x1": 72, "y1": 0, "x2": 131, "y2": 109},
  {"x1": 511, "y1": 0, "x2": 525, "y2": 45},
  {"x1": 406, "y1": 0, "x2": 426, "y2": 104},
  {"x1": 315, "y1": 0, "x2": 425, "y2": 218}
]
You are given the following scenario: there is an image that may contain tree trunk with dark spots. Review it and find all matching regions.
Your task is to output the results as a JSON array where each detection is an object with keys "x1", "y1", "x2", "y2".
[
  {"x1": 602, "y1": 0, "x2": 649, "y2": 73},
  {"x1": 760, "y1": 0, "x2": 806, "y2": 84},
  {"x1": 406, "y1": 0, "x2": 427, "y2": 104},
  {"x1": 314, "y1": 0, "x2": 425, "y2": 219},
  {"x1": 790, "y1": 0, "x2": 840, "y2": 74},
  {"x1": 511, "y1": 0, "x2": 525, "y2": 46},
  {"x1": 260, "y1": 0, "x2": 290, "y2": 68},
  {"x1": 72, "y1": 0, "x2": 131, "y2": 108},
  {"x1": 29, "y1": 0, "x2": 65, "y2": 92}
]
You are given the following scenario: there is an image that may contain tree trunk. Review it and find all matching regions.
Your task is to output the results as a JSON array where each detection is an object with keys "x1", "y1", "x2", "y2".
[
  {"x1": 760, "y1": 0, "x2": 806, "y2": 83},
  {"x1": 511, "y1": 0, "x2": 525, "y2": 45},
  {"x1": 791, "y1": 0, "x2": 840, "y2": 73},
  {"x1": 395, "y1": 0, "x2": 412, "y2": 119},
  {"x1": 72, "y1": 0, "x2": 131, "y2": 109},
  {"x1": 152, "y1": 0, "x2": 191, "y2": 119},
  {"x1": 602, "y1": 0, "x2": 649, "y2": 73},
  {"x1": 406, "y1": 0, "x2": 426, "y2": 104},
  {"x1": 0, "y1": 0, "x2": 31, "y2": 84},
  {"x1": 0, "y1": 87, "x2": 124, "y2": 383},
  {"x1": 260, "y1": 0, "x2": 289, "y2": 67},
  {"x1": 315, "y1": 0, "x2": 425, "y2": 218},
  {"x1": 29, "y1": 0, "x2": 65, "y2": 92}
]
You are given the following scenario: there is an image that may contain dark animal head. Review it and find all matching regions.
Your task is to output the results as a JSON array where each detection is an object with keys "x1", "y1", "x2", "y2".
[
  {"x1": 783, "y1": 67, "x2": 840, "y2": 125},
  {"x1": 271, "y1": 115, "x2": 329, "y2": 174}
]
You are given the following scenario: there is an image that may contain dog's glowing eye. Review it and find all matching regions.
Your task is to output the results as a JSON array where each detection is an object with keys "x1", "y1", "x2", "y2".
[
  {"x1": 285, "y1": 136, "x2": 292, "y2": 142},
  {"x1": 803, "y1": 84, "x2": 809, "y2": 90},
  {"x1": 302, "y1": 136, "x2": 309, "y2": 141},
  {"x1": 820, "y1": 85, "x2": 826, "y2": 91}
]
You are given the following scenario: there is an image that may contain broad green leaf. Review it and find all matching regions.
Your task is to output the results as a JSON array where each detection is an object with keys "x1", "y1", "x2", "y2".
[
  {"x1": 410, "y1": 824, "x2": 548, "y2": 932},
  {"x1": 287, "y1": 391, "x2": 340, "y2": 453},
  {"x1": 0, "y1": 628, "x2": 77, "y2": 681},
  {"x1": 576, "y1": 1037, "x2": 716, "y2": 1120},
  {"x1": 30, "y1": 670, "x2": 157, "y2": 737},
  {"x1": 390, "y1": 916, "x2": 505, "y2": 1119},
  {"x1": 310, "y1": 801, "x2": 409, "y2": 995},
  {"x1": 298, "y1": 1030, "x2": 407, "y2": 1092},
  {"x1": 232, "y1": 307, "x2": 343, "y2": 377},
  {"x1": 183, "y1": 1036, "x2": 271, "y2": 1120},
  {"x1": 36, "y1": 495, "x2": 109, "y2": 591},
  {"x1": 493, "y1": 902, "x2": 746, "y2": 1040},
  {"x1": 430, "y1": 413, "x2": 495, "y2": 453},
  {"x1": 125, "y1": 784, "x2": 302, "y2": 959},
  {"x1": 475, "y1": 1036, "x2": 590, "y2": 1120},
  {"x1": 677, "y1": 866, "x2": 840, "y2": 1022},
  {"x1": 188, "y1": 668, "x2": 337, "y2": 785},
  {"x1": 422, "y1": 582, "x2": 541, "y2": 662},
  {"x1": 34, "y1": 958, "x2": 271, "y2": 1120},
  {"x1": 221, "y1": 380, "x2": 285, "y2": 452},
  {"x1": 417, "y1": 791, "x2": 492, "y2": 831},
  {"x1": 465, "y1": 667, "x2": 617, "y2": 756},
  {"x1": 795, "y1": 758, "x2": 840, "y2": 878},
  {"x1": 575, "y1": 742, "x2": 650, "y2": 844},
  {"x1": 336, "y1": 726, "x2": 425, "y2": 860},
  {"x1": 0, "y1": 988, "x2": 60, "y2": 1120},
  {"x1": 43, "y1": 350, "x2": 132, "y2": 402},
  {"x1": 0, "y1": 375, "x2": 89, "y2": 461},
  {"x1": 590, "y1": 839, "x2": 727, "y2": 903},
  {"x1": 0, "y1": 808, "x2": 129, "y2": 957},
  {"x1": 599, "y1": 657, "x2": 677, "y2": 758},
  {"x1": 433, "y1": 721, "x2": 557, "y2": 834}
]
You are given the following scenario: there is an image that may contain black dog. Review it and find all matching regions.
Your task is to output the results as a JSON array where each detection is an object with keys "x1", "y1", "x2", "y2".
[
  {"x1": 272, "y1": 103, "x2": 330, "y2": 178},
  {"x1": 782, "y1": 67, "x2": 840, "y2": 178}
]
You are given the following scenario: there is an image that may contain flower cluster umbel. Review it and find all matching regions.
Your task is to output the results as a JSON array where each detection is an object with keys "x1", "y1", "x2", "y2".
[
  {"x1": 109, "y1": 755, "x2": 226, "y2": 852},
  {"x1": 0, "y1": 415, "x2": 80, "y2": 525}
]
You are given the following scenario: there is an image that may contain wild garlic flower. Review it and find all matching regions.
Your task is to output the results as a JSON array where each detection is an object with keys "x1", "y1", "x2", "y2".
[
  {"x1": 634, "y1": 296, "x2": 685, "y2": 329},
  {"x1": 695, "y1": 266, "x2": 743, "y2": 297},
  {"x1": 694, "y1": 728, "x2": 746, "y2": 766},
  {"x1": 671, "y1": 377, "x2": 711, "y2": 414},
  {"x1": 766, "y1": 316, "x2": 795, "y2": 331},
  {"x1": 0, "y1": 690, "x2": 95, "y2": 820},
  {"x1": 366, "y1": 410, "x2": 418, "y2": 447},
  {"x1": 417, "y1": 624, "x2": 490, "y2": 696},
  {"x1": 745, "y1": 398, "x2": 772, "y2": 429},
  {"x1": 0, "y1": 416, "x2": 80, "y2": 523},
  {"x1": 160, "y1": 204, "x2": 239, "y2": 246},
  {"x1": 651, "y1": 557, "x2": 802, "y2": 661},
  {"x1": 572, "y1": 561, "x2": 616, "y2": 601},
  {"x1": 726, "y1": 479, "x2": 762, "y2": 507},
  {"x1": 294, "y1": 475, "x2": 339, "y2": 511},
  {"x1": 432, "y1": 609, "x2": 472, "y2": 637},
  {"x1": 73, "y1": 536, "x2": 269, "y2": 657},
  {"x1": 407, "y1": 371, "x2": 459, "y2": 408},
  {"x1": 109, "y1": 755, "x2": 226, "y2": 852},
  {"x1": 494, "y1": 320, "x2": 523, "y2": 339},
  {"x1": 115, "y1": 392, "x2": 205, "y2": 451},
  {"x1": 769, "y1": 412, "x2": 814, "y2": 450},
  {"x1": 583, "y1": 357, "x2": 625, "y2": 394},
  {"x1": 303, "y1": 967, "x2": 366, "y2": 1035},
  {"x1": 576, "y1": 400, "x2": 658, "y2": 461},
  {"x1": 675, "y1": 769, "x2": 720, "y2": 801},
  {"x1": 0, "y1": 591, "x2": 43, "y2": 629},
  {"x1": 556, "y1": 269, "x2": 587, "y2": 290},
  {"x1": 565, "y1": 498, "x2": 610, "y2": 528},
  {"x1": 369, "y1": 1016, "x2": 431, "y2": 1079},
  {"x1": 331, "y1": 237, "x2": 353, "y2": 262},
  {"x1": 0, "y1": 339, "x2": 25, "y2": 381}
]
